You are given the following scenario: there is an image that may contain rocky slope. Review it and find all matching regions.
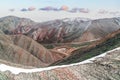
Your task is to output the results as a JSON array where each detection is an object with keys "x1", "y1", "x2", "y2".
[
  {"x1": 0, "y1": 34, "x2": 68, "y2": 68},
  {"x1": 0, "y1": 16, "x2": 120, "y2": 43},
  {"x1": 52, "y1": 29, "x2": 120, "y2": 65},
  {"x1": 0, "y1": 47, "x2": 120, "y2": 80}
]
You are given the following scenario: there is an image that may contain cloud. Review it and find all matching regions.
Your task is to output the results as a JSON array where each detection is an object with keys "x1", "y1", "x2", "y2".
[
  {"x1": 28, "y1": 6, "x2": 36, "y2": 11},
  {"x1": 39, "y1": 6, "x2": 60, "y2": 11},
  {"x1": 9, "y1": 9, "x2": 15, "y2": 12},
  {"x1": 68, "y1": 8, "x2": 79, "y2": 13},
  {"x1": 109, "y1": 11, "x2": 120, "y2": 16},
  {"x1": 60, "y1": 5, "x2": 69, "y2": 11},
  {"x1": 79, "y1": 8, "x2": 89, "y2": 13},
  {"x1": 98, "y1": 9, "x2": 108, "y2": 14},
  {"x1": 21, "y1": 8, "x2": 28, "y2": 11}
]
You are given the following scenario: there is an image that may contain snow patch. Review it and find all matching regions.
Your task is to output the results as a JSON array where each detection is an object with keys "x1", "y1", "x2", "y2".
[{"x1": 84, "y1": 21, "x2": 92, "y2": 31}]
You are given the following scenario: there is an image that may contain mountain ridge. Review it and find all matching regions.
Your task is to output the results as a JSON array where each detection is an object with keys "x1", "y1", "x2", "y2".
[{"x1": 0, "y1": 16, "x2": 120, "y2": 43}]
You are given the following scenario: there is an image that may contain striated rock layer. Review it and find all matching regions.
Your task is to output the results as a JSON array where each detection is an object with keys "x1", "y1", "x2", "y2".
[{"x1": 0, "y1": 34, "x2": 67, "y2": 67}]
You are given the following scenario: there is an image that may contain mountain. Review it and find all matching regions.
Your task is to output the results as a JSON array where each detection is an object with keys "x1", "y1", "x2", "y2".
[
  {"x1": 0, "y1": 34, "x2": 68, "y2": 68},
  {"x1": 0, "y1": 16, "x2": 120, "y2": 80},
  {"x1": 0, "y1": 16, "x2": 120, "y2": 43},
  {"x1": 0, "y1": 16, "x2": 35, "y2": 34},
  {"x1": 52, "y1": 29, "x2": 120, "y2": 65}
]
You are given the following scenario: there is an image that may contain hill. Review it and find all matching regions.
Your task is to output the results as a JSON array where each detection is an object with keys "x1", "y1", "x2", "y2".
[
  {"x1": 51, "y1": 29, "x2": 120, "y2": 65},
  {"x1": 0, "y1": 34, "x2": 67, "y2": 67}
]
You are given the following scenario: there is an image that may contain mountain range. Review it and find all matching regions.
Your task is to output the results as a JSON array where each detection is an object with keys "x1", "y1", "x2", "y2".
[
  {"x1": 0, "y1": 16, "x2": 120, "y2": 43},
  {"x1": 0, "y1": 16, "x2": 120, "y2": 80},
  {"x1": 0, "y1": 29, "x2": 120, "y2": 79}
]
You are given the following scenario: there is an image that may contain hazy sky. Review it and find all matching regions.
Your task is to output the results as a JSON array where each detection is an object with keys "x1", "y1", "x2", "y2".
[
  {"x1": 0, "y1": 0, "x2": 120, "y2": 11},
  {"x1": 0, "y1": 0, "x2": 119, "y2": 21}
]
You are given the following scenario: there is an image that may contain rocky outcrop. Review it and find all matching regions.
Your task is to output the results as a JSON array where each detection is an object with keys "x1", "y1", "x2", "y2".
[{"x1": 0, "y1": 16, "x2": 120, "y2": 43}]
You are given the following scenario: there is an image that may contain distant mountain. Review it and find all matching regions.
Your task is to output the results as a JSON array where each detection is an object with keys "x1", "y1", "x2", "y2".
[
  {"x1": 0, "y1": 16, "x2": 35, "y2": 34},
  {"x1": 0, "y1": 16, "x2": 120, "y2": 43}
]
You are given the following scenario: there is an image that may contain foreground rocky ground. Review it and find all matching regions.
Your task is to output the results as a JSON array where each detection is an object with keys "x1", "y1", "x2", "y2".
[{"x1": 0, "y1": 47, "x2": 120, "y2": 80}]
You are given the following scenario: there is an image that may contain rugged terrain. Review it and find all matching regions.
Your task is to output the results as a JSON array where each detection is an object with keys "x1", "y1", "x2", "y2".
[
  {"x1": 0, "y1": 16, "x2": 120, "y2": 43},
  {"x1": 0, "y1": 46, "x2": 120, "y2": 80},
  {"x1": 0, "y1": 29, "x2": 120, "y2": 80},
  {"x1": 0, "y1": 16, "x2": 120, "y2": 80}
]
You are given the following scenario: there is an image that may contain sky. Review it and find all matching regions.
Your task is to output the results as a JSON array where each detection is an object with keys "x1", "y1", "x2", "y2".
[
  {"x1": 0, "y1": 0, "x2": 120, "y2": 11},
  {"x1": 0, "y1": 0, "x2": 120, "y2": 22}
]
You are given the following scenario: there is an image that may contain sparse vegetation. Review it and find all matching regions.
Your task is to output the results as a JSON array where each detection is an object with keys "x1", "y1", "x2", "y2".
[
  {"x1": 53, "y1": 31, "x2": 120, "y2": 65},
  {"x1": 42, "y1": 41, "x2": 94, "y2": 49},
  {"x1": 42, "y1": 44, "x2": 55, "y2": 49}
]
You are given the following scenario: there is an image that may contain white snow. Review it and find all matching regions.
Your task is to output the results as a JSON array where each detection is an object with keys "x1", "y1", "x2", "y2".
[
  {"x1": 115, "y1": 18, "x2": 120, "y2": 26},
  {"x1": 0, "y1": 47, "x2": 120, "y2": 74},
  {"x1": 84, "y1": 21, "x2": 92, "y2": 31}
]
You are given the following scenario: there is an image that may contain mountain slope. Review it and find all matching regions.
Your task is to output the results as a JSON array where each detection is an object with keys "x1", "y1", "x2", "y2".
[
  {"x1": 52, "y1": 29, "x2": 120, "y2": 65},
  {"x1": 0, "y1": 40, "x2": 44, "y2": 67},
  {"x1": 0, "y1": 34, "x2": 67, "y2": 67},
  {"x1": 0, "y1": 16, "x2": 120, "y2": 43}
]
